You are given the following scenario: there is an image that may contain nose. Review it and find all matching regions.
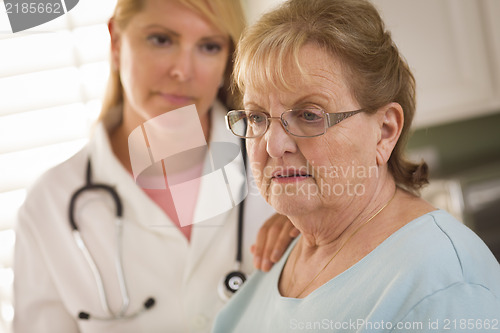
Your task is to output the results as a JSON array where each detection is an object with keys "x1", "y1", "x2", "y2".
[
  {"x1": 264, "y1": 117, "x2": 297, "y2": 158},
  {"x1": 169, "y1": 49, "x2": 194, "y2": 82}
]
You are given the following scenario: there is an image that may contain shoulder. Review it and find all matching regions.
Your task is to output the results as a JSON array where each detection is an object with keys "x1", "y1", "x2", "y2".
[
  {"x1": 393, "y1": 282, "x2": 500, "y2": 332},
  {"x1": 18, "y1": 144, "x2": 89, "y2": 227},
  {"x1": 420, "y1": 210, "x2": 500, "y2": 286},
  {"x1": 386, "y1": 210, "x2": 499, "y2": 277},
  {"x1": 365, "y1": 209, "x2": 500, "y2": 295},
  {"x1": 384, "y1": 210, "x2": 500, "y2": 310},
  {"x1": 395, "y1": 210, "x2": 500, "y2": 281},
  {"x1": 356, "y1": 210, "x2": 500, "y2": 330},
  {"x1": 25, "y1": 145, "x2": 88, "y2": 198},
  {"x1": 21, "y1": 122, "x2": 111, "y2": 208}
]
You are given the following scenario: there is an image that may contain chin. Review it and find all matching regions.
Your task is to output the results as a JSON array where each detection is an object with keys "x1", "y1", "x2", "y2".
[{"x1": 267, "y1": 188, "x2": 321, "y2": 217}]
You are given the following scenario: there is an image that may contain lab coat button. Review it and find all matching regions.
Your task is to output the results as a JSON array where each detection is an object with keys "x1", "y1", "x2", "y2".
[{"x1": 193, "y1": 314, "x2": 209, "y2": 329}]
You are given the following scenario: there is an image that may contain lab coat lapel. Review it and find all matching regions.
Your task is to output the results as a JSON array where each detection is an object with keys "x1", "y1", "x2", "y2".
[
  {"x1": 89, "y1": 123, "x2": 185, "y2": 239},
  {"x1": 183, "y1": 102, "x2": 247, "y2": 279}
]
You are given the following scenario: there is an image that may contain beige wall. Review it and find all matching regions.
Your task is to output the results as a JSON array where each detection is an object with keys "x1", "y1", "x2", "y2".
[{"x1": 242, "y1": 0, "x2": 285, "y2": 24}]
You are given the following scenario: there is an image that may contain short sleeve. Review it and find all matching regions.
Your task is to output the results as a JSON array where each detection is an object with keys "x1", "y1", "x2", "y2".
[{"x1": 391, "y1": 282, "x2": 500, "y2": 332}]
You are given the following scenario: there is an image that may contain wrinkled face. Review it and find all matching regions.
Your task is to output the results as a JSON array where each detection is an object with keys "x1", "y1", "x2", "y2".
[
  {"x1": 245, "y1": 43, "x2": 381, "y2": 218},
  {"x1": 113, "y1": 0, "x2": 230, "y2": 124}
]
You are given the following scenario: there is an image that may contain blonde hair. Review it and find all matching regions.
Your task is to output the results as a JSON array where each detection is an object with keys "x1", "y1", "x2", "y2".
[
  {"x1": 234, "y1": 0, "x2": 428, "y2": 193},
  {"x1": 99, "y1": 0, "x2": 246, "y2": 124}
]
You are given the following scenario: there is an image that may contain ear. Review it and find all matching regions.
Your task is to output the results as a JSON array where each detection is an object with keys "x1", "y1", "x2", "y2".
[
  {"x1": 108, "y1": 18, "x2": 121, "y2": 71},
  {"x1": 375, "y1": 102, "x2": 404, "y2": 166}
]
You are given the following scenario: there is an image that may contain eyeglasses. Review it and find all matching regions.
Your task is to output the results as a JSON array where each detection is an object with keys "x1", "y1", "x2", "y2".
[{"x1": 225, "y1": 107, "x2": 367, "y2": 138}]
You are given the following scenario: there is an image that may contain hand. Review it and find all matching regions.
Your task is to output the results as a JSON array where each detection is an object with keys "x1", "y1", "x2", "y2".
[{"x1": 251, "y1": 213, "x2": 300, "y2": 272}]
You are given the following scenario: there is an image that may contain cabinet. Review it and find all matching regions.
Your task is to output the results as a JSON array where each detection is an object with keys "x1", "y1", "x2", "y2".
[
  {"x1": 372, "y1": 0, "x2": 500, "y2": 128},
  {"x1": 244, "y1": 0, "x2": 500, "y2": 128}
]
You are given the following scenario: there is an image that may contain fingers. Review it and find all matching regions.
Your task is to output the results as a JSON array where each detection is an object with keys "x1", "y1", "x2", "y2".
[
  {"x1": 252, "y1": 214, "x2": 299, "y2": 272},
  {"x1": 259, "y1": 216, "x2": 285, "y2": 272},
  {"x1": 269, "y1": 219, "x2": 296, "y2": 262},
  {"x1": 252, "y1": 221, "x2": 269, "y2": 271},
  {"x1": 289, "y1": 226, "x2": 300, "y2": 238}
]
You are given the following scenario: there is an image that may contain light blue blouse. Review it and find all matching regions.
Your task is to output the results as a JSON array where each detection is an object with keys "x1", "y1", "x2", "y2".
[{"x1": 212, "y1": 210, "x2": 500, "y2": 332}]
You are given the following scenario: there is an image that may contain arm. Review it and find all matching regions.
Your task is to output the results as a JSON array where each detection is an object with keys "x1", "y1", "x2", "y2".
[
  {"x1": 14, "y1": 206, "x2": 78, "y2": 333},
  {"x1": 250, "y1": 213, "x2": 299, "y2": 272}
]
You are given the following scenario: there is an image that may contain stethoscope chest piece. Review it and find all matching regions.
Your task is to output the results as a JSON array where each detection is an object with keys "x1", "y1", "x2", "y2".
[{"x1": 218, "y1": 270, "x2": 247, "y2": 301}]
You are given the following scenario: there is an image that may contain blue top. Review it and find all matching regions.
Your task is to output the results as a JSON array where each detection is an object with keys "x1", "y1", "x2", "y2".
[{"x1": 212, "y1": 210, "x2": 500, "y2": 332}]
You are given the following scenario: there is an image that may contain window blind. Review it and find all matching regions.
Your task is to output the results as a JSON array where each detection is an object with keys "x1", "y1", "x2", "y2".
[{"x1": 0, "y1": 1, "x2": 116, "y2": 331}]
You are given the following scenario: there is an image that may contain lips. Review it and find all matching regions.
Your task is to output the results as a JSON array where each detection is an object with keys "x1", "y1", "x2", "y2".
[
  {"x1": 157, "y1": 92, "x2": 196, "y2": 105},
  {"x1": 271, "y1": 168, "x2": 312, "y2": 179}
]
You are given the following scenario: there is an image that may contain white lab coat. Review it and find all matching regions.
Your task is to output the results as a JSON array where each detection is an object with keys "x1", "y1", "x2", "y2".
[{"x1": 13, "y1": 102, "x2": 275, "y2": 333}]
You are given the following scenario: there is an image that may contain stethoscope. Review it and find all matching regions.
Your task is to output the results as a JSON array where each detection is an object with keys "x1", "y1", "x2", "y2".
[
  {"x1": 69, "y1": 159, "x2": 155, "y2": 320},
  {"x1": 218, "y1": 138, "x2": 248, "y2": 301},
  {"x1": 68, "y1": 139, "x2": 247, "y2": 320}
]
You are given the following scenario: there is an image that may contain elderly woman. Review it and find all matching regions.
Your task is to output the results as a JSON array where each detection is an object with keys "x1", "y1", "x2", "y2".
[{"x1": 213, "y1": 0, "x2": 500, "y2": 331}]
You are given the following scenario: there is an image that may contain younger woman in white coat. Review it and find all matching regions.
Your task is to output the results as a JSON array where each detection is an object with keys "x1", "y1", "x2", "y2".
[{"x1": 14, "y1": 0, "x2": 297, "y2": 332}]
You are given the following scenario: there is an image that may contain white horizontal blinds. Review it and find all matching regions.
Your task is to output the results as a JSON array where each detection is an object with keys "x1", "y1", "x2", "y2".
[{"x1": 0, "y1": 1, "x2": 117, "y2": 331}]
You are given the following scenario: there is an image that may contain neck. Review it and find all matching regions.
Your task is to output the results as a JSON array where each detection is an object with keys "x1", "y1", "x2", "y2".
[
  {"x1": 290, "y1": 178, "x2": 397, "y2": 250},
  {"x1": 282, "y1": 182, "x2": 398, "y2": 298},
  {"x1": 109, "y1": 114, "x2": 135, "y2": 174},
  {"x1": 108, "y1": 102, "x2": 212, "y2": 174}
]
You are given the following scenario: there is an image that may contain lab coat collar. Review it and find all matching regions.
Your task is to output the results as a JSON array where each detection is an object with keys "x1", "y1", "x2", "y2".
[
  {"x1": 87, "y1": 101, "x2": 245, "y2": 243},
  {"x1": 209, "y1": 100, "x2": 239, "y2": 145},
  {"x1": 185, "y1": 101, "x2": 246, "y2": 277},
  {"x1": 167, "y1": 100, "x2": 246, "y2": 249},
  {"x1": 89, "y1": 117, "x2": 183, "y2": 239}
]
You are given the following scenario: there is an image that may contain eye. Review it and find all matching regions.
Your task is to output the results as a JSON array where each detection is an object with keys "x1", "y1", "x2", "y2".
[
  {"x1": 200, "y1": 42, "x2": 223, "y2": 55},
  {"x1": 147, "y1": 34, "x2": 172, "y2": 47},
  {"x1": 297, "y1": 108, "x2": 323, "y2": 122},
  {"x1": 248, "y1": 112, "x2": 267, "y2": 124}
]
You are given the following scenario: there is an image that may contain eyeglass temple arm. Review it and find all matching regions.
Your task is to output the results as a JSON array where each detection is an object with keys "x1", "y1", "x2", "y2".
[
  {"x1": 326, "y1": 109, "x2": 367, "y2": 127},
  {"x1": 224, "y1": 114, "x2": 231, "y2": 131}
]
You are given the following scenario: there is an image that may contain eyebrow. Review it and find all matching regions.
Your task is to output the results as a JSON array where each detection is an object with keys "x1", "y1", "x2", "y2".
[
  {"x1": 143, "y1": 24, "x2": 228, "y2": 41},
  {"x1": 243, "y1": 101, "x2": 265, "y2": 111},
  {"x1": 143, "y1": 24, "x2": 180, "y2": 36},
  {"x1": 244, "y1": 93, "x2": 330, "y2": 111},
  {"x1": 292, "y1": 93, "x2": 329, "y2": 106}
]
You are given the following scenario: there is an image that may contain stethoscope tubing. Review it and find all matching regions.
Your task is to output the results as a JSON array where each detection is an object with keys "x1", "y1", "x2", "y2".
[
  {"x1": 236, "y1": 138, "x2": 247, "y2": 265},
  {"x1": 218, "y1": 138, "x2": 248, "y2": 301},
  {"x1": 70, "y1": 159, "x2": 150, "y2": 320},
  {"x1": 72, "y1": 230, "x2": 112, "y2": 316},
  {"x1": 69, "y1": 161, "x2": 122, "y2": 231},
  {"x1": 70, "y1": 139, "x2": 247, "y2": 319},
  {"x1": 114, "y1": 216, "x2": 130, "y2": 317}
]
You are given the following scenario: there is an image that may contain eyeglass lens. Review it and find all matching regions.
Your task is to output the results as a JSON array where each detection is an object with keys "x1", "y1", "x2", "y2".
[{"x1": 228, "y1": 109, "x2": 326, "y2": 138}]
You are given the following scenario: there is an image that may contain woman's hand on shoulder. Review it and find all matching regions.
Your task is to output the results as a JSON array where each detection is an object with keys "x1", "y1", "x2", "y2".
[{"x1": 251, "y1": 213, "x2": 299, "y2": 272}]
